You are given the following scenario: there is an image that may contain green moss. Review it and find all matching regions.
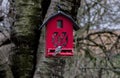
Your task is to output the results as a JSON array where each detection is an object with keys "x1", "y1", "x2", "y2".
[{"x1": 12, "y1": 0, "x2": 42, "y2": 78}]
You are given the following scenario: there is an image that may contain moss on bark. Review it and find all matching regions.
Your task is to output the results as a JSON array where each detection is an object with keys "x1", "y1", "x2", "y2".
[{"x1": 11, "y1": 0, "x2": 42, "y2": 78}]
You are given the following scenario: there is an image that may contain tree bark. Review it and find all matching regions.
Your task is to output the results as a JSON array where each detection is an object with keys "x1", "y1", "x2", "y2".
[
  {"x1": 33, "y1": 0, "x2": 81, "y2": 78},
  {"x1": 0, "y1": 0, "x2": 14, "y2": 78},
  {"x1": 11, "y1": 0, "x2": 42, "y2": 78}
]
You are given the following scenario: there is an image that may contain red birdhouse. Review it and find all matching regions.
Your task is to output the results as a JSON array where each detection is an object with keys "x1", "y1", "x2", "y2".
[{"x1": 40, "y1": 11, "x2": 79, "y2": 57}]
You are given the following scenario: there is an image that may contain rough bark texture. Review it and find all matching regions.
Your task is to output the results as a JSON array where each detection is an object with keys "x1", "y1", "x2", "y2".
[
  {"x1": 0, "y1": 0, "x2": 81, "y2": 77},
  {"x1": 1, "y1": 0, "x2": 120, "y2": 78},
  {"x1": 0, "y1": 0, "x2": 14, "y2": 78},
  {"x1": 33, "y1": 0, "x2": 81, "y2": 78},
  {"x1": 11, "y1": 0, "x2": 42, "y2": 78}
]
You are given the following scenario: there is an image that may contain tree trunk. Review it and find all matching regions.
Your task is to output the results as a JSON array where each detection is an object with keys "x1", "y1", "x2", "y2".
[
  {"x1": 0, "y1": 0, "x2": 14, "y2": 78},
  {"x1": 1, "y1": 0, "x2": 120, "y2": 78},
  {"x1": 11, "y1": 0, "x2": 42, "y2": 78},
  {"x1": 33, "y1": 0, "x2": 81, "y2": 78},
  {"x1": 10, "y1": 0, "x2": 80, "y2": 77}
]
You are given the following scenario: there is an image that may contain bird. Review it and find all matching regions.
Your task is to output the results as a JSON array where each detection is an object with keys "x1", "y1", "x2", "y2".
[{"x1": 53, "y1": 46, "x2": 62, "y2": 56}]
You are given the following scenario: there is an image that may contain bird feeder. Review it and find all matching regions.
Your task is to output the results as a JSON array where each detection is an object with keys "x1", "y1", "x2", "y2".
[{"x1": 40, "y1": 11, "x2": 79, "y2": 57}]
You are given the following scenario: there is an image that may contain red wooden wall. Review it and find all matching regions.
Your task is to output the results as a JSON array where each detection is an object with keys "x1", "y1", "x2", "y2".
[{"x1": 46, "y1": 15, "x2": 74, "y2": 57}]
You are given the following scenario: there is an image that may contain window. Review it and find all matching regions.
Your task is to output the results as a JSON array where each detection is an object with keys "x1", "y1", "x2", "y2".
[{"x1": 57, "y1": 20, "x2": 63, "y2": 28}]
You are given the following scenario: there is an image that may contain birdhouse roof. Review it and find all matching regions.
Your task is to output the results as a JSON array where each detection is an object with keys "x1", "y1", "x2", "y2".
[{"x1": 39, "y1": 11, "x2": 79, "y2": 31}]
